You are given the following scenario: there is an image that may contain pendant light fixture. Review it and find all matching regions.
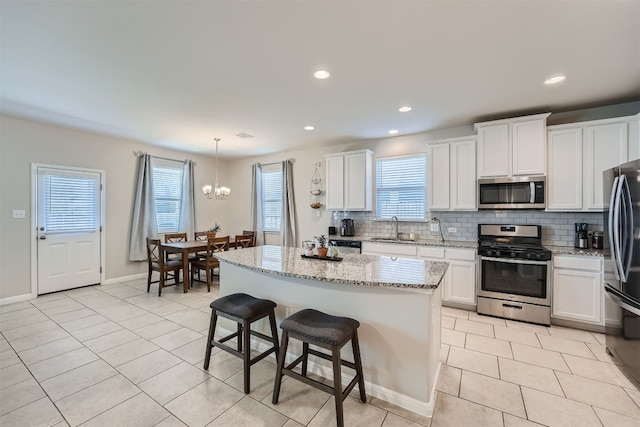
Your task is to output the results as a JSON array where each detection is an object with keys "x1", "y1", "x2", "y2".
[{"x1": 202, "y1": 138, "x2": 230, "y2": 200}]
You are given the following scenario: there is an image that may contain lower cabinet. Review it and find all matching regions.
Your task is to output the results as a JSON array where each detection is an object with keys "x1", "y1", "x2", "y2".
[
  {"x1": 551, "y1": 255, "x2": 603, "y2": 325},
  {"x1": 361, "y1": 243, "x2": 477, "y2": 308}
]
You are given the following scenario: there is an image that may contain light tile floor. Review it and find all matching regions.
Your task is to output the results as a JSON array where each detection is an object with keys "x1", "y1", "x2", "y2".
[{"x1": 1, "y1": 278, "x2": 639, "y2": 426}]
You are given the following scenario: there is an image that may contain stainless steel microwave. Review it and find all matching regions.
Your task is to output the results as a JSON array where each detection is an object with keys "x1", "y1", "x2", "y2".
[{"x1": 477, "y1": 176, "x2": 546, "y2": 209}]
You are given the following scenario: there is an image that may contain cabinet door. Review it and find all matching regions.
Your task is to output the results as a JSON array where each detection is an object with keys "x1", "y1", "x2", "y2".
[
  {"x1": 584, "y1": 122, "x2": 628, "y2": 210},
  {"x1": 444, "y1": 262, "x2": 476, "y2": 305},
  {"x1": 552, "y1": 269, "x2": 602, "y2": 324},
  {"x1": 512, "y1": 119, "x2": 546, "y2": 176},
  {"x1": 344, "y1": 152, "x2": 372, "y2": 210},
  {"x1": 451, "y1": 140, "x2": 477, "y2": 210},
  {"x1": 477, "y1": 124, "x2": 510, "y2": 178},
  {"x1": 325, "y1": 155, "x2": 344, "y2": 210},
  {"x1": 547, "y1": 128, "x2": 583, "y2": 210},
  {"x1": 428, "y1": 144, "x2": 450, "y2": 210}
]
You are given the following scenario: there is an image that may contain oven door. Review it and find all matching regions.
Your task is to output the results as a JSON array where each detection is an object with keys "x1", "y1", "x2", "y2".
[{"x1": 479, "y1": 256, "x2": 551, "y2": 306}]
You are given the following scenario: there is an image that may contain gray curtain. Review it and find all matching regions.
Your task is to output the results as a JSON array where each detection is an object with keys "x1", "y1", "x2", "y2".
[
  {"x1": 178, "y1": 160, "x2": 196, "y2": 237},
  {"x1": 129, "y1": 154, "x2": 157, "y2": 261},
  {"x1": 250, "y1": 163, "x2": 264, "y2": 246},
  {"x1": 280, "y1": 159, "x2": 297, "y2": 247}
]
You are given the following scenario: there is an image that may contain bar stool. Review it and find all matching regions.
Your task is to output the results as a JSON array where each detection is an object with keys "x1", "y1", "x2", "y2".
[
  {"x1": 272, "y1": 309, "x2": 366, "y2": 427},
  {"x1": 204, "y1": 293, "x2": 279, "y2": 394}
]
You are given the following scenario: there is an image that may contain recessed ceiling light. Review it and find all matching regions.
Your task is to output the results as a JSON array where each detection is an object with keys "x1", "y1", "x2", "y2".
[
  {"x1": 388, "y1": 129, "x2": 399, "y2": 135},
  {"x1": 544, "y1": 75, "x2": 566, "y2": 85},
  {"x1": 304, "y1": 126, "x2": 315, "y2": 131},
  {"x1": 313, "y1": 70, "x2": 330, "y2": 79},
  {"x1": 398, "y1": 106, "x2": 412, "y2": 113}
]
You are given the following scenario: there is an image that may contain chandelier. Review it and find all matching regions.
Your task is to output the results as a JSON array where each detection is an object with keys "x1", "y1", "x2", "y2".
[{"x1": 202, "y1": 138, "x2": 230, "y2": 200}]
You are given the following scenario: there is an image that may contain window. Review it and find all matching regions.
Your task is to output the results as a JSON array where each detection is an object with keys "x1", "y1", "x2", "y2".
[
  {"x1": 152, "y1": 159, "x2": 184, "y2": 233},
  {"x1": 376, "y1": 154, "x2": 426, "y2": 219},
  {"x1": 43, "y1": 171, "x2": 100, "y2": 233},
  {"x1": 262, "y1": 165, "x2": 283, "y2": 232}
]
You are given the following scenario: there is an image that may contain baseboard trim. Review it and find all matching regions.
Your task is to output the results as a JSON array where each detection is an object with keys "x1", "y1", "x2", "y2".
[
  {"x1": 102, "y1": 273, "x2": 147, "y2": 285},
  {"x1": 217, "y1": 326, "x2": 436, "y2": 417},
  {"x1": 0, "y1": 293, "x2": 37, "y2": 306},
  {"x1": 551, "y1": 316, "x2": 605, "y2": 333}
]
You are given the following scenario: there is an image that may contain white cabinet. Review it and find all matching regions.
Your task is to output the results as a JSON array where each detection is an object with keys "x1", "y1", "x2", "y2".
[
  {"x1": 547, "y1": 128, "x2": 583, "y2": 210},
  {"x1": 552, "y1": 255, "x2": 602, "y2": 325},
  {"x1": 417, "y1": 247, "x2": 477, "y2": 307},
  {"x1": 427, "y1": 137, "x2": 476, "y2": 211},
  {"x1": 325, "y1": 149, "x2": 373, "y2": 211},
  {"x1": 547, "y1": 116, "x2": 635, "y2": 211},
  {"x1": 361, "y1": 242, "x2": 417, "y2": 258},
  {"x1": 475, "y1": 113, "x2": 550, "y2": 178},
  {"x1": 584, "y1": 121, "x2": 627, "y2": 210}
]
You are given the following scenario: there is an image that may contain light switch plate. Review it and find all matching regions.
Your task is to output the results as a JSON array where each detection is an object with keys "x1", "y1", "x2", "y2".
[
  {"x1": 12, "y1": 209, "x2": 26, "y2": 219},
  {"x1": 448, "y1": 227, "x2": 457, "y2": 233},
  {"x1": 430, "y1": 223, "x2": 439, "y2": 232}
]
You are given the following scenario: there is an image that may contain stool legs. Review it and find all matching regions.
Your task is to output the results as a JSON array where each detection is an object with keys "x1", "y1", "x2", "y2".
[
  {"x1": 332, "y1": 347, "x2": 344, "y2": 427},
  {"x1": 272, "y1": 330, "x2": 289, "y2": 404},
  {"x1": 203, "y1": 311, "x2": 218, "y2": 371},
  {"x1": 352, "y1": 331, "x2": 366, "y2": 403},
  {"x1": 243, "y1": 319, "x2": 251, "y2": 394}
]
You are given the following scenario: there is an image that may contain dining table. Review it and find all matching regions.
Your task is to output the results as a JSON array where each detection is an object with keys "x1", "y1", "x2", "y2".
[{"x1": 161, "y1": 240, "x2": 208, "y2": 292}]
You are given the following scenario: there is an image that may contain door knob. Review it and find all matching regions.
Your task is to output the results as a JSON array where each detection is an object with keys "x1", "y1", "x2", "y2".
[
  {"x1": 39, "y1": 236, "x2": 46, "y2": 240},
  {"x1": 39, "y1": 227, "x2": 45, "y2": 231}
]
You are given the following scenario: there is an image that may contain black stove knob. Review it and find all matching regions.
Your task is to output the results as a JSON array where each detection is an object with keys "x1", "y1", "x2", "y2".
[
  {"x1": 495, "y1": 251, "x2": 501, "y2": 257},
  {"x1": 535, "y1": 253, "x2": 542, "y2": 260},
  {"x1": 486, "y1": 250, "x2": 493, "y2": 256},
  {"x1": 510, "y1": 252, "x2": 516, "y2": 257}
]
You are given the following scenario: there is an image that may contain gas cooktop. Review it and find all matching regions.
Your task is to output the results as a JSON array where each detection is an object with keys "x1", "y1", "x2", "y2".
[{"x1": 477, "y1": 224, "x2": 552, "y2": 261}]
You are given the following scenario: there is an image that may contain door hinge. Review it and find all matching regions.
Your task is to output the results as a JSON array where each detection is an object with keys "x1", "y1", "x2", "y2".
[
  {"x1": 100, "y1": 225, "x2": 103, "y2": 232},
  {"x1": 100, "y1": 184, "x2": 103, "y2": 191},
  {"x1": 100, "y1": 266, "x2": 102, "y2": 274}
]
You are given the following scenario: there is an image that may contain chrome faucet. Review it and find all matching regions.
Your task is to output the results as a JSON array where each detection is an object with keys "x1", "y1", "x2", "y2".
[{"x1": 391, "y1": 216, "x2": 399, "y2": 240}]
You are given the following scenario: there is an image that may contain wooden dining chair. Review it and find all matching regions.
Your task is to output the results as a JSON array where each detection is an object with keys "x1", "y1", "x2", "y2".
[
  {"x1": 191, "y1": 231, "x2": 209, "y2": 282},
  {"x1": 235, "y1": 234, "x2": 253, "y2": 249},
  {"x1": 242, "y1": 230, "x2": 256, "y2": 247},
  {"x1": 190, "y1": 236, "x2": 230, "y2": 291},
  {"x1": 146, "y1": 238, "x2": 183, "y2": 296}
]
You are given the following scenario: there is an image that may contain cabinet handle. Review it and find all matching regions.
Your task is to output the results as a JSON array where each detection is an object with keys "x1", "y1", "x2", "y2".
[{"x1": 502, "y1": 303, "x2": 523, "y2": 310}]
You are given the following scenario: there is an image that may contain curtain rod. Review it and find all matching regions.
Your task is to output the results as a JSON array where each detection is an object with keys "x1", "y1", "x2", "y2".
[
  {"x1": 133, "y1": 151, "x2": 196, "y2": 166},
  {"x1": 255, "y1": 158, "x2": 296, "y2": 167}
]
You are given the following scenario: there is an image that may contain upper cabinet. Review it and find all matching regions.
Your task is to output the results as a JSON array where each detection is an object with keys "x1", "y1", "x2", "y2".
[
  {"x1": 427, "y1": 137, "x2": 476, "y2": 211},
  {"x1": 325, "y1": 149, "x2": 373, "y2": 211},
  {"x1": 547, "y1": 116, "x2": 637, "y2": 211},
  {"x1": 475, "y1": 113, "x2": 551, "y2": 178}
]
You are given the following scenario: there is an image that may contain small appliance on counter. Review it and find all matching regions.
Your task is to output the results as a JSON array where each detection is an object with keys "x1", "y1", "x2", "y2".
[
  {"x1": 592, "y1": 231, "x2": 604, "y2": 250},
  {"x1": 340, "y1": 219, "x2": 355, "y2": 236},
  {"x1": 328, "y1": 226, "x2": 337, "y2": 236},
  {"x1": 574, "y1": 223, "x2": 589, "y2": 249}
]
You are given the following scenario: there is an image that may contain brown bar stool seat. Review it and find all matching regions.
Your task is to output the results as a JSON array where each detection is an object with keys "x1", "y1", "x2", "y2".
[
  {"x1": 272, "y1": 309, "x2": 366, "y2": 427},
  {"x1": 204, "y1": 293, "x2": 279, "y2": 394}
]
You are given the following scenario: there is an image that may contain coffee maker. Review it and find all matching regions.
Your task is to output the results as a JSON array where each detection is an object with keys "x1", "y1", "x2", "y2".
[
  {"x1": 340, "y1": 219, "x2": 355, "y2": 236},
  {"x1": 574, "y1": 223, "x2": 589, "y2": 249}
]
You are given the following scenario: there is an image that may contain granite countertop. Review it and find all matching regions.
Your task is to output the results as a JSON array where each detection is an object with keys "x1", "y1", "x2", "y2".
[
  {"x1": 330, "y1": 235, "x2": 478, "y2": 249},
  {"x1": 214, "y1": 245, "x2": 449, "y2": 289},
  {"x1": 545, "y1": 245, "x2": 608, "y2": 257}
]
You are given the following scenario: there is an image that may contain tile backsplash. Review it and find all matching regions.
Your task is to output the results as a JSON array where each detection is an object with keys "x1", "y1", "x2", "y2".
[{"x1": 331, "y1": 210, "x2": 603, "y2": 247}]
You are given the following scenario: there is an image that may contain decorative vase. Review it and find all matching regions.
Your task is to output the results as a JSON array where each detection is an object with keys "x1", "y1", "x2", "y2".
[
  {"x1": 317, "y1": 247, "x2": 328, "y2": 258},
  {"x1": 206, "y1": 231, "x2": 217, "y2": 239}
]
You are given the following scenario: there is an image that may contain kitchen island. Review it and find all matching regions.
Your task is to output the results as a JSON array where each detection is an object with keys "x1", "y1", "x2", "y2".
[{"x1": 214, "y1": 245, "x2": 448, "y2": 417}]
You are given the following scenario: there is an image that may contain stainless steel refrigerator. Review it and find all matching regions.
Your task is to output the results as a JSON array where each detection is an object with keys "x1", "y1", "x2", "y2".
[{"x1": 603, "y1": 159, "x2": 640, "y2": 387}]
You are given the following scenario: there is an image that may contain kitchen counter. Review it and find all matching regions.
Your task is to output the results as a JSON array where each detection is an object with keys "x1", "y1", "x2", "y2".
[
  {"x1": 545, "y1": 245, "x2": 608, "y2": 257},
  {"x1": 214, "y1": 245, "x2": 447, "y2": 417},
  {"x1": 330, "y1": 235, "x2": 477, "y2": 249},
  {"x1": 215, "y1": 245, "x2": 448, "y2": 289}
]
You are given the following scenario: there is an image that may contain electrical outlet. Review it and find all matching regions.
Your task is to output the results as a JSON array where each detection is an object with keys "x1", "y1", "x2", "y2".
[
  {"x1": 285, "y1": 306, "x2": 294, "y2": 317},
  {"x1": 430, "y1": 223, "x2": 439, "y2": 232},
  {"x1": 12, "y1": 209, "x2": 26, "y2": 219},
  {"x1": 448, "y1": 227, "x2": 457, "y2": 233}
]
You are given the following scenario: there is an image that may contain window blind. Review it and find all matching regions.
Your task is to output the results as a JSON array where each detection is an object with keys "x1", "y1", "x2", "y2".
[
  {"x1": 376, "y1": 154, "x2": 426, "y2": 219},
  {"x1": 262, "y1": 166, "x2": 283, "y2": 232},
  {"x1": 44, "y1": 174, "x2": 98, "y2": 233},
  {"x1": 152, "y1": 160, "x2": 184, "y2": 233}
]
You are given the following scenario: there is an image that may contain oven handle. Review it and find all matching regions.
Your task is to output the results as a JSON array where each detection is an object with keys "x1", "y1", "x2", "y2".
[{"x1": 480, "y1": 256, "x2": 548, "y2": 266}]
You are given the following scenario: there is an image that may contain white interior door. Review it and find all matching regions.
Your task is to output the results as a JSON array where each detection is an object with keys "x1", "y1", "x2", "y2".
[{"x1": 36, "y1": 166, "x2": 102, "y2": 294}]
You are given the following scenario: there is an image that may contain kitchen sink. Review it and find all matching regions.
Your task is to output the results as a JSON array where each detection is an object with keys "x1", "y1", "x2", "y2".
[{"x1": 369, "y1": 237, "x2": 401, "y2": 242}]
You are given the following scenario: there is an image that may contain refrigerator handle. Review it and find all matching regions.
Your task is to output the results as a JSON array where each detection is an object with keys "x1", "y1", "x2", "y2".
[
  {"x1": 613, "y1": 177, "x2": 625, "y2": 282},
  {"x1": 608, "y1": 176, "x2": 622, "y2": 281},
  {"x1": 605, "y1": 283, "x2": 640, "y2": 317},
  {"x1": 620, "y1": 175, "x2": 634, "y2": 281}
]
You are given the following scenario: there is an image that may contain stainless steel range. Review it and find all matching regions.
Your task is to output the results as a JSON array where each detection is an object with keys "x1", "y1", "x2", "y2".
[{"x1": 477, "y1": 224, "x2": 552, "y2": 326}]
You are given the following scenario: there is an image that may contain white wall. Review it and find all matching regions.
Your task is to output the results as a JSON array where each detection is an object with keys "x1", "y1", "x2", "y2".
[{"x1": 0, "y1": 115, "x2": 231, "y2": 299}]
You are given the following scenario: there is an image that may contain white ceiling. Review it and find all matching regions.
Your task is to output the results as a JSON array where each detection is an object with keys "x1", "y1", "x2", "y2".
[{"x1": 1, "y1": 1, "x2": 639, "y2": 158}]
